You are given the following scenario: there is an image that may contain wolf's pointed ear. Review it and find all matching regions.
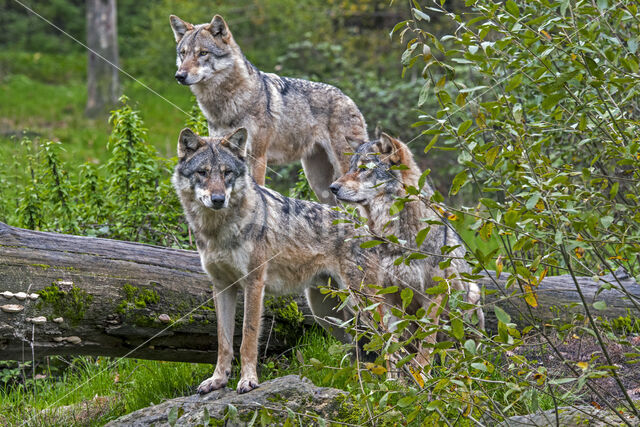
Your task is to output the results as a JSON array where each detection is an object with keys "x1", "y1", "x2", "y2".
[
  {"x1": 221, "y1": 128, "x2": 248, "y2": 158},
  {"x1": 170, "y1": 15, "x2": 193, "y2": 43},
  {"x1": 208, "y1": 15, "x2": 230, "y2": 42},
  {"x1": 376, "y1": 133, "x2": 405, "y2": 165},
  {"x1": 345, "y1": 135, "x2": 366, "y2": 150},
  {"x1": 178, "y1": 128, "x2": 204, "y2": 158}
]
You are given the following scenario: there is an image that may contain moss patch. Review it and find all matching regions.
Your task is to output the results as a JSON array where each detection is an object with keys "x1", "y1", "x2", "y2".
[
  {"x1": 37, "y1": 284, "x2": 93, "y2": 326},
  {"x1": 264, "y1": 296, "x2": 305, "y2": 344},
  {"x1": 116, "y1": 284, "x2": 160, "y2": 314}
]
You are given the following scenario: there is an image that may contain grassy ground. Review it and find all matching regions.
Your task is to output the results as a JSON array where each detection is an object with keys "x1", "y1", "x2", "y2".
[
  {"x1": 0, "y1": 327, "x2": 345, "y2": 426},
  {"x1": 0, "y1": 51, "x2": 193, "y2": 166}
]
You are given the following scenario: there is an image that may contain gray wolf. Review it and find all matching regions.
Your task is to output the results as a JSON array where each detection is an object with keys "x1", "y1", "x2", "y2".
[
  {"x1": 169, "y1": 14, "x2": 368, "y2": 204},
  {"x1": 330, "y1": 133, "x2": 485, "y2": 365},
  {"x1": 172, "y1": 127, "x2": 375, "y2": 394}
]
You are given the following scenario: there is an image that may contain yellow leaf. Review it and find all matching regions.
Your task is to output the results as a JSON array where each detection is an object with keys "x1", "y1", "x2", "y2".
[
  {"x1": 535, "y1": 199, "x2": 545, "y2": 211},
  {"x1": 540, "y1": 29, "x2": 552, "y2": 40},
  {"x1": 572, "y1": 334, "x2": 580, "y2": 339},
  {"x1": 409, "y1": 366, "x2": 425, "y2": 388},
  {"x1": 571, "y1": 53, "x2": 577, "y2": 61},
  {"x1": 365, "y1": 362, "x2": 387, "y2": 376},
  {"x1": 496, "y1": 256, "x2": 504, "y2": 279},
  {"x1": 523, "y1": 285, "x2": 538, "y2": 307},
  {"x1": 577, "y1": 361, "x2": 588, "y2": 371},
  {"x1": 537, "y1": 268, "x2": 548, "y2": 285},
  {"x1": 575, "y1": 247, "x2": 585, "y2": 259}
]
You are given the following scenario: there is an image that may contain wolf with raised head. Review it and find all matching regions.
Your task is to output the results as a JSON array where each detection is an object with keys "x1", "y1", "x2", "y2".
[
  {"x1": 172, "y1": 127, "x2": 378, "y2": 394},
  {"x1": 169, "y1": 14, "x2": 368, "y2": 204},
  {"x1": 330, "y1": 133, "x2": 485, "y2": 364}
]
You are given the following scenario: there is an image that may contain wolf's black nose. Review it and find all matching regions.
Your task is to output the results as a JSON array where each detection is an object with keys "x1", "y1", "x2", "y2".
[
  {"x1": 175, "y1": 71, "x2": 188, "y2": 84},
  {"x1": 329, "y1": 183, "x2": 340, "y2": 195},
  {"x1": 210, "y1": 194, "x2": 226, "y2": 209}
]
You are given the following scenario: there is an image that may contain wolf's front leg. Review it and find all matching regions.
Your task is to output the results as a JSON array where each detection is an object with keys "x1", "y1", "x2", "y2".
[
  {"x1": 198, "y1": 285, "x2": 237, "y2": 394},
  {"x1": 237, "y1": 266, "x2": 266, "y2": 394}
]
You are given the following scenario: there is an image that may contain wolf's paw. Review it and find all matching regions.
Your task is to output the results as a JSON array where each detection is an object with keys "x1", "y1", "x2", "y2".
[
  {"x1": 197, "y1": 375, "x2": 228, "y2": 394},
  {"x1": 236, "y1": 376, "x2": 259, "y2": 394}
]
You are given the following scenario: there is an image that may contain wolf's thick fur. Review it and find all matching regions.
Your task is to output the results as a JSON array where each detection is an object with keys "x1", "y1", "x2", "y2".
[
  {"x1": 331, "y1": 133, "x2": 484, "y2": 364},
  {"x1": 170, "y1": 14, "x2": 368, "y2": 204},
  {"x1": 172, "y1": 127, "x2": 378, "y2": 394}
]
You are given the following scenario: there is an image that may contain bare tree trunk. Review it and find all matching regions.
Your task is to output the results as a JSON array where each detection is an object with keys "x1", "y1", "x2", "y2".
[
  {"x1": 85, "y1": 0, "x2": 120, "y2": 118},
  {"x1": 0, "y1": 222, "x2": 638, "y2": 363}
]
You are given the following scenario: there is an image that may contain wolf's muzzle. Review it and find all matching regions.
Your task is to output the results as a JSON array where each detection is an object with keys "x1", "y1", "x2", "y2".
[
  {"x1": 175, "y1": 71, "x2": 188, "y2": 84},
  {"x1": 210, "y1": 194, "x2": 226, "y2": 209}
]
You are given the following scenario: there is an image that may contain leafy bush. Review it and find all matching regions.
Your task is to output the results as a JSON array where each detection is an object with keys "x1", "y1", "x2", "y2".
[
  {"x1": 6, "y1": 96, "x2": 187, "y2": 247},
  {"x1": 337, "y1": 0, "x2": 640, "y2": 423}
]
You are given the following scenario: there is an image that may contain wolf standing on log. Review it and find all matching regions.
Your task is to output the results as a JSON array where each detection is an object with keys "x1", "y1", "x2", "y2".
[{"x1": 169, "y1": 14, "x2": 368, "y2": 204}]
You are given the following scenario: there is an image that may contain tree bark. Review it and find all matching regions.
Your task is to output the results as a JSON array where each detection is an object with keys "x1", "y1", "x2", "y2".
[
  {"x1": 85, "y1": 0, "x2": 120, "y2": 118},
  {"x1": 0, "y1": 222, "x2": 638, "y2": 363},
  {"x1": 0, "y1": 222, "x2": 310, "y2": 363}
]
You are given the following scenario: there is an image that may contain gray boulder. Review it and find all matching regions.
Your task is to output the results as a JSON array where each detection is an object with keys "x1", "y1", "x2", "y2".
[
  {"x1": 106, "y1": 375, "x2": 349, "y2": 426},
  {"x1": 501, "y1": 405, "x2": 637, "y2": 426}
]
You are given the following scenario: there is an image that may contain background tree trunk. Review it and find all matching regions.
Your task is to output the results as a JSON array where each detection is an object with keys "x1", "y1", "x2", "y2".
[
  {"x1": 0, "y1": 222, "x2": 638, "y2": 363},
  {"x1": 85, "y1": 0, "x2": 120, "y2": 118}
]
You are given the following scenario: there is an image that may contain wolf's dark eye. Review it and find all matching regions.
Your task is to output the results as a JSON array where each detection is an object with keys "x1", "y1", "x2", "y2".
[
  {"x1": 199, "y1": 51, "x2": 208, "y2": 57},
  {"x1": 197, "y1": 170, "x2": 207, "y2": 177},
  {"x1": 223, "y1": 169, "x2": 233, "y2": 177}
]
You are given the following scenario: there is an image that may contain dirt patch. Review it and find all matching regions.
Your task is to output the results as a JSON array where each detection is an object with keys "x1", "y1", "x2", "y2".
[{"x1": 515, "y1": 331, "x2": 640, "y2": 409}]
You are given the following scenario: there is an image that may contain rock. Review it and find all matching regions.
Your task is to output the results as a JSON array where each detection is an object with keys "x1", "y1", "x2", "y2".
[
  {"x1": 158, "y1": 314, "x2": 171, "y2": 323},
  {"x1": 500, "y1": 405, "x2": 636, "y2": 426},
  {"x1": 106, "y1": 375, "x2": 349, "y2": 426},
  {"x1": 1, "y1": 291, "x2": 14, "y2": 299}
]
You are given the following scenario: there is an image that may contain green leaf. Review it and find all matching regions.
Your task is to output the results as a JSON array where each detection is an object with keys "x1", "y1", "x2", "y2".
[
  {"x1": 416, "y1": 226, "x2": 431, "y2": 247},
  {"x1": 505, "y1": 0, "x2": 519, "y2": 17},
  {"x1": 494, "y1": 306, "x2": 511, "y2": 324},
  {"x1": 451, "y1": 316, "x2": 464, "y2": 340},
  {"x1": 397, "y1": 395, "x2": 417, "y2": 408},
  {"x1": 377, "y1": 286, "x2": 399, "y2": 295},
  {"x1": 526, "y1": 193, "x2": 541, "y2": 210},
  {"x1": 504, "y1": 73, "x2": 523, "y2": 92},
  {"x1": 450, "y1": 170, "x2": 468, "y2": 195},
  {"x1": 593, "y1": 300, "x2": 607, "y2": 310},
  {"x1": 541, "y1": 93, "x2": 564, "y2": 110},
  {"x1": 360, "y1": 240, "x2": 384, "y2": 249},
  {"x1": 412, "y1": 8, "x2": 431, "y2": 22},
  {"x1": 418, "y1": 168, "x2": 432, "y2": 189},
  {"x1": 168, "y1": 406, "x2": 178, "y2": 427},
  {"x1": 423, "y1": 135, "x2": 438, "y2": 154},
  {"x1": 600, "y1": 216, "x2": 614, "y2": 229},
  {"x1": 418, "y1": 82, "x2": 431, "y2": 107},
  {"x1": 458, "y1": 119, "x2": 472, "y2": 136},
  {"x1": 401, "y1": 288, "x2": 414, "y2": 310}
]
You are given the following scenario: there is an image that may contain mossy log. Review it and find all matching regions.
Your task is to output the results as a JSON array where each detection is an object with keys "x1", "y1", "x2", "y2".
[
  {"x1": 0, "y1": 222, "x2": 310, "y2": 363},
  {"x1": 1, "y1": 222, "x2": 639, "y2": 363}
]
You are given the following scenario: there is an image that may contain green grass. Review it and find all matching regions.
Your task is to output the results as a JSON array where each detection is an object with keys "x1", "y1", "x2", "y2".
[
  {"x1": 0, "y1": 327, "x2": 347, "y2": 426},
  {"x1": 0, "y1": 51, "x2": 193, "y2": 166}
]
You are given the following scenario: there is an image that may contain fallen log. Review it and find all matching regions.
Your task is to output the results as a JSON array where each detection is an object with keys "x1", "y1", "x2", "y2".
[
  {"x1": 477, "y1": 269, "x2": 640, "y2": 333},
  {"x1": 0, "y1": 222, "x2": 638, "y2": 363},
  {"x1": 0, "y1": 222, "x2": 311, "y2": 363}
]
